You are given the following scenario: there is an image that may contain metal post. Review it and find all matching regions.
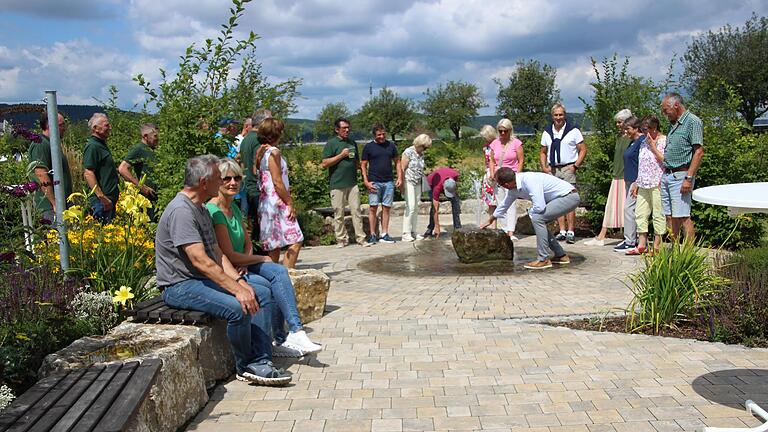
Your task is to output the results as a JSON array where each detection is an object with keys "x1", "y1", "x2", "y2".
[{"x1": 45, "y1": 91, "x2": 70, "y2": 272}]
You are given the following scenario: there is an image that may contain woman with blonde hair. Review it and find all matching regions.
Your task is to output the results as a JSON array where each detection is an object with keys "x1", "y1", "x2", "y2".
[
  {"x1": 479, "y1": 125, "x2": 498, "y2": 225},
  {"x1": 401, "y1": 134, "x2": 432, "y2": 241},
  {"x1": 206, "y1": 157, "x2": 321, "y2": 357},
  {"x1": 489, "y1": 118, "x2": 524, "y2": 240}
]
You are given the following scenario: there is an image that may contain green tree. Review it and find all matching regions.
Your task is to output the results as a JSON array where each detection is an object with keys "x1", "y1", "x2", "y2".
[
  {"x1": 133, "y1": 0, "x2": 300, "y2": 210},
  {"x1": 355, "y1": 87, "x2": 416, "y2": 141},
  {"x1": 494, "y1": 59, "x2": 560, "y2": 132},
  {"x1": 578, "y1": 55, "x2": 666, "y2": 228},
  {"x1": 421, "y1": 80, "x2": 486, "y2": 140},
  {"x1": 682, "y1": 14, "x2": 768, "y2": 126},
  {"x1": 314, "y1": 102, "x2": 351, "y2": 140}
]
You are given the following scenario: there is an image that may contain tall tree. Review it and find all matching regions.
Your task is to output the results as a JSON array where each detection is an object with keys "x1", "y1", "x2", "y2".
[
  {"x1": 355, "y1": 87, "x2": 416, "y2": 141},
  {"x1": 683, "y1": 13, "x2": 768, "y2": 126},
  {"x1": 494, "y1": 59, "x2": 560, "y2": 132},
  {"x1": 421, "y1": 81, "x2": 486, "y2": 140},
  {"x1": 314, "y1": 102, "x2": 351, "y2": 140}
]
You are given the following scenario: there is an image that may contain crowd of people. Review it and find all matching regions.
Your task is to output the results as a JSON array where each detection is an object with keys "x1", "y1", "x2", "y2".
[{"x1": 23, "y1": 90, "x2": 704, "y2": 386}]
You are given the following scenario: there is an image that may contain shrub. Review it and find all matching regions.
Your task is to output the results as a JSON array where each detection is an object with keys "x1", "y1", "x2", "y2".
[
  {"x1": 626, "y1": 241, "x2": 728, "y2": 334},
  {"x1": 712, "y1": 246, "x2": 768, "y2": 346}
]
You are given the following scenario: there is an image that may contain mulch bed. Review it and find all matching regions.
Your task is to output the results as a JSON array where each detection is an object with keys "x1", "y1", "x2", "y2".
[{"x1": 547, "y1": 316, "x2": 713, "y2": 342}]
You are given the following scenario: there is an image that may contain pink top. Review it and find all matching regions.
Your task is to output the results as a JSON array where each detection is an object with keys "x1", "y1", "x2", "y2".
[{"x1": 489, "y1": 138, "x2": 522, "y2": 172}]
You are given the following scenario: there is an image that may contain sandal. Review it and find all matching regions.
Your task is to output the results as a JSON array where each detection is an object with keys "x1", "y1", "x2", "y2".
[{"x1": 625, "y1": 247, "x2": 646, "y2": 256}]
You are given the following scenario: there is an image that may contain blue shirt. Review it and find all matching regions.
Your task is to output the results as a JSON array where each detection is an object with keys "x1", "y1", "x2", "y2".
[
  {"x1": 362, "y1": 140, "x2": 398, "y2": 182},
  {"x1": 494, "y1": 172, "x2": 575, "y2": 217},
  {"x1": 623, "y1": 135, "x2": 644, "y2": 184}
]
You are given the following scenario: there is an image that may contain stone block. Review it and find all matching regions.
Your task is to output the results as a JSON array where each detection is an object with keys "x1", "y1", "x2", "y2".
[
  {"x1": 450, "y1": 227, "x2": 514, "y2": 263},
  {"x1": 289, "y1": 268, "x2": 331, "y2": 324}
]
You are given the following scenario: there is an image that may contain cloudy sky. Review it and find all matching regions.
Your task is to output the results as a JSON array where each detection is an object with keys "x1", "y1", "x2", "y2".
[{"x1": 0, "y1": 0, "x2": 766, "y2": 119}]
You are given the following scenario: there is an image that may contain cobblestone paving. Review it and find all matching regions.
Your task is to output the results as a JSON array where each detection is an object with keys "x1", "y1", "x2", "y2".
[{"x1": 187, "y1": 218, "x2": 768, "y2": 431}]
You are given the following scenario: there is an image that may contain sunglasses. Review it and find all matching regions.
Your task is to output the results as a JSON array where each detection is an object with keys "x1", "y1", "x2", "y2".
[
  {"x1": 498, "y1": 129, "x2": 509, "y2": 133},
  {"x1": 222, "y1": 175, "x2": 242, "y2": 182}
]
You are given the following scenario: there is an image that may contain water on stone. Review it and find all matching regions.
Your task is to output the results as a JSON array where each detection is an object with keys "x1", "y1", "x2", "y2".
[{"x1": 359, "y1": 238, "x2": 584, "y2": 276}]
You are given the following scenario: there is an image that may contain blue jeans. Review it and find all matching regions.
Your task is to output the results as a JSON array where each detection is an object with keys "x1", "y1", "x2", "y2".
[
  {"x1": 426, "y1": 188, "x2": 462, "y2": 232},
  {"x1": 162, "y1": 277, "x2": 275, "y2": 374},
  {"x1": 369, "y1": 181, "x2": 395, "y2": 207},
  {"x1": 91, "y1": 196, "x2": 117, "y2": 223},
  {"x1": 247, "y1": 262, "x2": 303, "y2": 344}
]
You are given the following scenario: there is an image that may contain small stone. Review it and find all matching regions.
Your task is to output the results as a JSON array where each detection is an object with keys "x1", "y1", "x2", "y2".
[{"x1": 450, "y1": 227, "x2": 514, "y2": 263}]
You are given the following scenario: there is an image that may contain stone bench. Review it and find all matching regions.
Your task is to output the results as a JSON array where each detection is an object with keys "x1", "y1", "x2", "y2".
[{"x1": 0, "y1": 359, "x2": 161, "y2": 432}]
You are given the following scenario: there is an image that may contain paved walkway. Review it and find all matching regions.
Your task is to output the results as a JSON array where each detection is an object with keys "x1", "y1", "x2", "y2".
[{"x1": 187, "y1": 216, "x2": 768, "y2": 432}]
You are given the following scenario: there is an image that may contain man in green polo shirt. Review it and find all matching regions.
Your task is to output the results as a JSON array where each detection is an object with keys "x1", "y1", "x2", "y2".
[
  {"x1": 660, "y1": 92, "x2": 705, "y2": 240},
  {"x1": 83, "y1": 113, "x2": 119, "y2": 223},
  {"x1": 28, "y1": 112, "x2": 73, "y2": 222},
  {"x1": 239, "y1": 108, "x2": 272, "y2": 242},
  {"x1": 119, "y1": 123, "x2": 159, "y2": 219},
  {"x1": 320, "y1": 117, "x2": 366, "y2": 247}
]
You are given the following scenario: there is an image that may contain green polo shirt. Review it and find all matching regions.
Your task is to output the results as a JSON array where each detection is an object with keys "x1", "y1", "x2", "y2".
[
  {"x1": 240, "y1": 131, "x2": 260, "y2": 197},
  {"x1": 124, "y1": 142, "x2": 158, "y2": 191},
  {"x1": 27, "y1": 136, "x2": 73, "y2": 212},
  {"x1": 83, "y1": 136, "x2": 120, "y2": 205},
  {"x1": 322, "y1": 136, "x2": 359, "y2": 190},
  {"x1": 664, "y1": 110, "x2": 703, "y2": 169}
]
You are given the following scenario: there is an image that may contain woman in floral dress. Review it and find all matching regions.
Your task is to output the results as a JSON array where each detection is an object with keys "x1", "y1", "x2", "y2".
[
  {"x1": 479, "y1": 125, "x2": 498, "y2": 226},
  {"x1": 255, "y1": 118, "x2": 303, "y2": 268}
]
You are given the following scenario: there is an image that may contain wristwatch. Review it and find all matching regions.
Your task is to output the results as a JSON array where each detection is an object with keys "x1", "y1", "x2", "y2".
[
  {"x1": 236, "y1": 275, "x2": 247, "y2": 283},
  {"x1": 684, "y1": 175, "x2": 694, "y2": 181}
]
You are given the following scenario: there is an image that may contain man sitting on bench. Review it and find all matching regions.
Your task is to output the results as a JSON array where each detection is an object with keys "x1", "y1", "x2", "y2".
[{"x1": 155, "y1": 154, "x2": 291, "y2": 386}]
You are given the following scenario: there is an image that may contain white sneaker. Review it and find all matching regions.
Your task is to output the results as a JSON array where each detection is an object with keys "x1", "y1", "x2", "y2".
[
  {"x1": 402, "y1": 233, "x2": 415, "y2": 242},
  {"x1": 583, "y1": 238, "x2": 605, "y2": 246},
  {"x1": 283, "y1": 330, "x2": 322, "y2": 354},
  {"x1": 272, "y1": 342, "x2": 304, "y2": 358},
  {"x1": 413, "y1": 232, "x2": 424, "y2": 240}
]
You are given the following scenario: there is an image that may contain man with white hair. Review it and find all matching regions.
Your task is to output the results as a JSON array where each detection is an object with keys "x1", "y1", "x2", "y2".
[
  {"x1": 83, "y1": 113, "x2": 119, "y2": 222},
  {"x1": 540, "y1": 103, "x2": 586, "y2": 244},
  {"x1": 156, "y1": 155, "x2": 291, "y2": 386}
]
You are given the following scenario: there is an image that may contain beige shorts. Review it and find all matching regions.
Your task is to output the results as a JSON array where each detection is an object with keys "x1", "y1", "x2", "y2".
[{"x1": 553, "y1": 165, "x2": 577, "y2": 185}]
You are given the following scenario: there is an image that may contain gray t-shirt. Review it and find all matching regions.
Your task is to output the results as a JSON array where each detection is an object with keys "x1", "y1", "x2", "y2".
[{"x1": 155, "y1": 192, "x2": 221, "y2": 287}]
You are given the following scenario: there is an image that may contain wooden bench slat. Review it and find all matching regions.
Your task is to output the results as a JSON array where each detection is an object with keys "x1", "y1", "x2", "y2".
[
  {"x1": 51, "y1": 363, "x2": 121, "y2": 432},
  {"x1": 159, "y1": 307, "x2": 179, "y2": 321},
  {"x1": 134, "y1": 302, "x2": 166, "y2": 321},
  {"x1": 0, "y1": 372, "x2": 69, "y2": 432},
  {"x1": 183, "y1": 310, "x2": 210, "y2": 324},
  {"x1": 93, "y1": 360, "x2": 162, "y2": 432},
  {"x1": 28, "y1": 368, "x2": 97, "y2": 432},
  {"x1": 69, "y1": 362, "x2": 138, "y2": 432},
  {"x1": 123, "y1": 297, "x2": 163, "y2": 317},
  {"x1": 170, "y1": 309, "x2": 188, "y2": 322},
  {"x1": 147, "y1": 305, "x2": 170, "y2": 320}
]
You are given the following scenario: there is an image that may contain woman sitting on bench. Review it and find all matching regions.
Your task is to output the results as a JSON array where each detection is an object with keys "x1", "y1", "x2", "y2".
[{"x1": 205, "y1": 157, "x2": 322, "y2": 357}]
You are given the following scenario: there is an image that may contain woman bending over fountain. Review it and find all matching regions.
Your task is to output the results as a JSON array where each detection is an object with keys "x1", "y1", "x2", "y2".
[
  {"x1": 401, "y1": 134, "x2": 432, "y2": 241},
  {"x1": 206, "y1": 157, "x2": 321, "y2": 357}
]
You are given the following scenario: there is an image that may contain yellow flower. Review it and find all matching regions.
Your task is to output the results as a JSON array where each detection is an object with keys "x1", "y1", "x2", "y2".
[
  {"x1": 62, "y1": 206, "x2": 83, "y2": 223},
  {"x1": 113, "y1": 285, "x2": 135, "y2": 306},
  {"x1": 89, "y1": 272, "x2": 98, "y2": 280},
  {"x1": 15, "y1": 333, "x2": 31, "y2": 342}
]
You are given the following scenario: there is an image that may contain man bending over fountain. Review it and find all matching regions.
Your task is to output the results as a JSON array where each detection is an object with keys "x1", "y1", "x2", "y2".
[
  {"x1": 155, "y1": 155, "x2": 291, "y2": 386},
  {"x1": 481, "y1": 167, "x2": 580, "y2": 270}
]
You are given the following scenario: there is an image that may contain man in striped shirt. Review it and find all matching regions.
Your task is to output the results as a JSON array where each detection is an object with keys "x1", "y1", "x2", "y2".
[{"x1": 660, "y1": 92, "x2": 704, "y2": 240}]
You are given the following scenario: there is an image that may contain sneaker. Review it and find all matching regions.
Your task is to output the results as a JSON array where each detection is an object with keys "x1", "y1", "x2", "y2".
[
  {"x1": 366, "y1": 234, "x2": 378, "y2": 246},
  {"x1": 336, "y1": 240, "x2": 348, "y2": 248},
  {"x1": 583, "y1": 238, "x2": 605, "y2": 246},
  {"x1": 402, "y1": 233, "x2": 415, "y2": 242},
  {"x1": 414, "y1": 233, "x2": 425, "y2": 240},
  {"x1": 566, "y1": 231, "x2": 575, "y2": 244},
  {"x1": 283, "y1": 330, "x2": 323, "y2": 354},
  {"x1": 613, "y1": 241, "x2": 635, "y2": 252},
  {"x1": 555, "y1": 232, "x2": 567, "y2": 241},
  {"x1": 524, "y1": 259, "x2": 553, "y2": 270},
  {"x1": 551, "y1": 255, "x2": 571, "y2": 265},
  {"x1": 379, "y1": 234, "x2": 395, "y2": 244},
  {"x1": 236, "y1": 362, "x2": 292, "y2": 386},
  {"x1": 272, "y1": 342, "x2": 304, "y2": 358}
]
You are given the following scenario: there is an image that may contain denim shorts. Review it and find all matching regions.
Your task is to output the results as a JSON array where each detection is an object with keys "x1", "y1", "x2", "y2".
[
  {"x1": 661, "y1": 171, "x2": 693, "y2": 218},
  {"x1": 369, "y1": 181, "x2": 395, "y2": 207}
]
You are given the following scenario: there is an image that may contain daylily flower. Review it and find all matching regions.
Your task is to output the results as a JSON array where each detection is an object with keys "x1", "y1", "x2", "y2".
[{"x1": 112, "y1": 285, "x2": 135, "y2": 306}]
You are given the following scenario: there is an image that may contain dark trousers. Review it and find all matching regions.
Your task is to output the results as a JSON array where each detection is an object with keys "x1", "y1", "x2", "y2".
[
  {"x1": 426, "y1": 189, "x2": 462, "y2": 233},
  {"x1": 247, "y1": 191, "x2": 260, "y2": 243}
]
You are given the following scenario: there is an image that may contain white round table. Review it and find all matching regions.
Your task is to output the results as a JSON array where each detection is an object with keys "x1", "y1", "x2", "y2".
[{"x1": 692, "y1": 182, "x2": 768, "y2": 216}]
